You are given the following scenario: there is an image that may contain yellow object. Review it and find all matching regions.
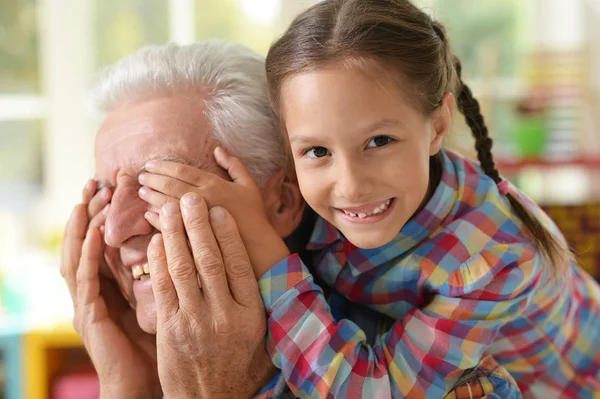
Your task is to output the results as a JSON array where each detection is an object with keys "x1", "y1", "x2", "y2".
[{"x1": 21, "y1": 325, "x2": 84, "y2": 399}]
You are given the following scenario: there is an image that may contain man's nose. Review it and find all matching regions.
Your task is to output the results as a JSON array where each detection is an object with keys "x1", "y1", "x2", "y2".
[
  {"x1": 334, "y1": 158, "x2": 373, "y2": 204},
  {"x1": 104, "y1": 185, "x2": 154, "y2": 247}
]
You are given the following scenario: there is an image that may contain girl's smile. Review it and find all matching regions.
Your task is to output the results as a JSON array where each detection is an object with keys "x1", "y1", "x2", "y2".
[{"x1": 334, "y1": 198, "x2": 396, "y2": 224}]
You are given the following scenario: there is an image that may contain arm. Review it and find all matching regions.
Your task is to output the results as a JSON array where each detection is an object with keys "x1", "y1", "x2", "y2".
[{"x1": 259, "y1": 246, "x2": 534, "y2": 398}]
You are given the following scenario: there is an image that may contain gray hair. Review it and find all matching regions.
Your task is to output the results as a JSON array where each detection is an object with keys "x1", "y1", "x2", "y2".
[{"x1": 89, "y1": 41, "x2": 286, "y2": 186}]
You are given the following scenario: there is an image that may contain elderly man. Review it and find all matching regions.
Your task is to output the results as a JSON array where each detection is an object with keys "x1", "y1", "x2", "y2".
[
  {"x1": 61, "y1": 41, "x2": 521, "y2": 398},
  {"x1": 61, "y1": 41, "x2": 301, "y2": 398}
]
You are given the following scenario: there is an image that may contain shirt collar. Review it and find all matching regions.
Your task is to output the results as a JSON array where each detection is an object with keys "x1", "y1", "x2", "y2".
[{"x1": 306, "y1": 150, "x2": 460, "y2": 272}]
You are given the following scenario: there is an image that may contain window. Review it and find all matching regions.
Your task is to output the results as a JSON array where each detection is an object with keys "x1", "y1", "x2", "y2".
[
  {"x1": 421, "y1": 0, "x2": 526, "y2": 158},
  {"x1": 0, "y1": 0, "x2": 39, "y2": 93},
  {"x1": 95, "y1": 0, "x2": 170, "y2": 68}
]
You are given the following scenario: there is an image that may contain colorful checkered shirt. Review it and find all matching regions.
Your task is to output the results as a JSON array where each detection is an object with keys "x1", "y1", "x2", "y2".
[
  {"x1": 255, "y1": 291, "x2": 522, "y2": 399},
  {"x1": 258, "y1": 149, "x2": 600, "y2": 398}
]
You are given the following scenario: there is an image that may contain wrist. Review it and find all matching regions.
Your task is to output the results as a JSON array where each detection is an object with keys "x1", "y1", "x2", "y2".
[
  {"x1": 100, "y1": 383, "x2": 162, "y2": 399},
  {"x1": 254, "y1": 232, "x2": 290, "y2": 279},
  {"x1": 243, "y1": 222, "x2": 290, "y2": 279}
]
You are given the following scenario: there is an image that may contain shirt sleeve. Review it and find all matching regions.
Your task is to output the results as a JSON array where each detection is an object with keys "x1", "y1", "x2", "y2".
[
  {"x1": 253, "y1": 373, "x2": 280, "y2": 399},
  {"x1": 258, "y1": 245, "x2": 537, "y2": 399}
]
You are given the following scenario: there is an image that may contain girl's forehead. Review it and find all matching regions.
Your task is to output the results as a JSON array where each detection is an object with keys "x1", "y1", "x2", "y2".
[{"x1": 281, "y1": 67, "x2": 421, "y2": 121}]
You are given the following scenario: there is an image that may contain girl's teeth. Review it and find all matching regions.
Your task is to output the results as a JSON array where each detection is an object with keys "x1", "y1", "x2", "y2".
[
  {"x1": 143, "y1": 263, "x2": 150, "y2": 274},
  {"x1": 342, "y1": 199, "x2": 392, "y2": 218}
]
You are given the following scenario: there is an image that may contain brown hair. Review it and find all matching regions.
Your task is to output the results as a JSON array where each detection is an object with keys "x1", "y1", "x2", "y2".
[{"x1": 266, "y1": 0, "x2": 569, "y2": 267}]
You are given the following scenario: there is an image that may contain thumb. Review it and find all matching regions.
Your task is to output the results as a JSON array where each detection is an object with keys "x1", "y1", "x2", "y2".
[{"x1": 214, "y1": 147, "x2": 256, "y2": 187}]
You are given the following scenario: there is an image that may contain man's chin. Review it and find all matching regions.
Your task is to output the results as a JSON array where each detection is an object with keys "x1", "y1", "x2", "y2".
[{"x1": 135, "y1": 301, "x2": 158, "y2": 334}]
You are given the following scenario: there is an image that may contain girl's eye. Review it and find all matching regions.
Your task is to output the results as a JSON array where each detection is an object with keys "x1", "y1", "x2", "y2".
[
  {"x1": 305, "y1": 146, "x2": 330, "y2": 158},
  {"x1": 366, "y1": 135, "x2": 394, "y2": 148}
]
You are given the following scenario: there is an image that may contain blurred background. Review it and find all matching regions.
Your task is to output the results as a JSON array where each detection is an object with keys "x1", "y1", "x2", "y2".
[{"x1": 0, "y1": 0, "x2": 599, "y2": 397}]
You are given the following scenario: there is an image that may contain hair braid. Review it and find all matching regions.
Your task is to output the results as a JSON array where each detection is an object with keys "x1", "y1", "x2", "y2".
[
  {"x1": 454, "y1": 60, "x2": 501, "y2": 183},
  {"x1": 453, "y1": 58, "x2": 569, "y2": 270}
]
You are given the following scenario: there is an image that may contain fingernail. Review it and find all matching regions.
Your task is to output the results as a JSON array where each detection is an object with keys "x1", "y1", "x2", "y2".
[
  {"x1": 102, "y1": 204, "x2": 110, "y2": 215},
  {"x1": 181, "y1": 193, "x2": 200, "y2": 208},
  {"x1": 209, "y1": 206, "x2": 225, "y2": 223},
  {"x1": 138, "y1": 186, "x2": 148, "y2": 197},
  {"x1": 138, "y1": 173, "x2": 146, "y2": 183},
  {"x1": 162, "y1": 202, "x2": 180, "y2": 215},
  {"x1": 145, "y1": 160, "x2": 157, "y2": 170},
  {"x1": 99, "y1": 225, "x2": 105, "y2": 235}
]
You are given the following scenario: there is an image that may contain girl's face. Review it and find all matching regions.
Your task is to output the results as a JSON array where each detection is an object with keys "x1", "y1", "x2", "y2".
[{"x1": 281, "y1": 65, "x2": 454, "y2": 249}]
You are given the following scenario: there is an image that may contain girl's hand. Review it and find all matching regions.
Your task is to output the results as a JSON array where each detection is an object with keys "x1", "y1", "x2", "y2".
[{"x1": 138, "y1": 147, "x2": 289, "y2": 278}]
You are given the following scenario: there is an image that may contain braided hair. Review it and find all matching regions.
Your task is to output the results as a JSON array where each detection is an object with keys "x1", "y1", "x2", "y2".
[{"x1": 432, "y1": 21, "x2": 569, "y2": 268}]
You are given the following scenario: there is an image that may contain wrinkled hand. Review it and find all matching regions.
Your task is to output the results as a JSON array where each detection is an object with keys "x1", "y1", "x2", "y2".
[
  {"x1": 148, "y1": 194, "x2": 277, "y2": 399},
  {"x1": 60, "y1": 180, "x2": 161, "y2": 399},
  {"x1": 139, "y1": 147, "x2": 289, "y2": 278}
]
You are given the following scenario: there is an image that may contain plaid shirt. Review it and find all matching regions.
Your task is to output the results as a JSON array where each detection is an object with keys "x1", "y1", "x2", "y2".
[
  {"x1": 258, "y1": 149, "x2": 600, "y2": 398},
  {"x1": 255, "y1": 291, "x2": 521, "y2": 399}
]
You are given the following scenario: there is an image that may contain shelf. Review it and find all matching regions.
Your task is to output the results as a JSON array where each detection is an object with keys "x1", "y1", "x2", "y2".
[{"x1": 496, "y1": 156, "x2": 600, "y2": 171}]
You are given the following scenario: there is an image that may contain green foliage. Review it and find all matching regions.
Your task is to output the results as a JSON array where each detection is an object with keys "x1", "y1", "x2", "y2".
[{"x1": 433, "y1": 0, "x2": 519, "y2": 77}]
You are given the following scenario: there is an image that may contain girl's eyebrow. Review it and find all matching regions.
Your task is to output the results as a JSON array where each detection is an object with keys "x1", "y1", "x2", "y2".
[
  {"x1": 289, "y1": 118, "x2": 404, "y2": 146},
  {"x1": 289, "y1": 135, "x2": 318, "y2": 145},
  {"x1": 357, "y1": 118, "x2": 403, "y2": 135}
]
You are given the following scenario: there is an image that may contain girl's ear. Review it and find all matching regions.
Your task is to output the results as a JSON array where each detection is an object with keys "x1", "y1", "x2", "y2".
[
  {"x1": 261, "y1": 169, "x2": 306, "y2": 238},
  {"x1": 430, "y1": 92, "x2": 455, "y2": 155}
]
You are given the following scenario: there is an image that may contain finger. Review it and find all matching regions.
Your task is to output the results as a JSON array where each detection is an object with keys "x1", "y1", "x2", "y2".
[
  {"x1": 138, "y1": 186, "x2": 175, "y2": 212},
  {"x1": 144, "y1": 211, "x2": 161, "y2": 231},
  {"x1": 214, "y1": 147, "x2": 255, "y2": 187},
  {"x1": 160, "y1": 201, "x2": 203, "y2": 308},
  {"x1": 89, "y1": 203, "x2": 109, "y2": 230},
  {"x1": 209, "y1": 206, "x2": 261, "y2": 307},
  {"x1": 138, "y1": 172, "x2": 198, "y2": 199},
  {"x1": 76, "y1": 227, "x2": 102, "y2": 308},
  {"x1": 81, "y1": 179, "x2": 96, "y2": 204},
  {"x1": 103, "y1": 246, "x2": 135, "y2": 306},
  {"x1": 60, "y1": 204, "x2": 89, "y2": 305},
  {"x1": 87, "y1": 187, "x2": 112, "y2": 219},
  {"x1": 180, "y1": 193, "x2": 231, "y2": 308},
  {"x1": 147, "y1": 233, "x2": 180, "y2": 318},
  {"x1": 143, "y1": 160, "x2": 213, "y2": 187},
  {"x1": 99, "y1": 276, "x2": 130, "y2": 320}
]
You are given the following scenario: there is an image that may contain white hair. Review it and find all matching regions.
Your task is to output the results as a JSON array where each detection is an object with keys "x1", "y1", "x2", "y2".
[{"x1": 89, "y1": 41, "x2": 286, "y2": 186}]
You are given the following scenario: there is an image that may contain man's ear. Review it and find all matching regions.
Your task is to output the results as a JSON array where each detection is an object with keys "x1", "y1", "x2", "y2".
[
  {"x1": 430, "y1": 92, "x2": 455, "y2": 156},
  {"x1": 261, "y1": 169, "x2": 305, "y2": 239}
]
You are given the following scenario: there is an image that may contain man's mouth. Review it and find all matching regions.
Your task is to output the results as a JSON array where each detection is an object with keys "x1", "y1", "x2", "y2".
[{"x1": 132, "y1": 263, "x2": 150, "y2": 280}]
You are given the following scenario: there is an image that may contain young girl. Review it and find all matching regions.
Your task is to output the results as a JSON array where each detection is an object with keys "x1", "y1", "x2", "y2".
[{"x1": 138, "y1": 0, "x2": 600, "y2": 397}]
